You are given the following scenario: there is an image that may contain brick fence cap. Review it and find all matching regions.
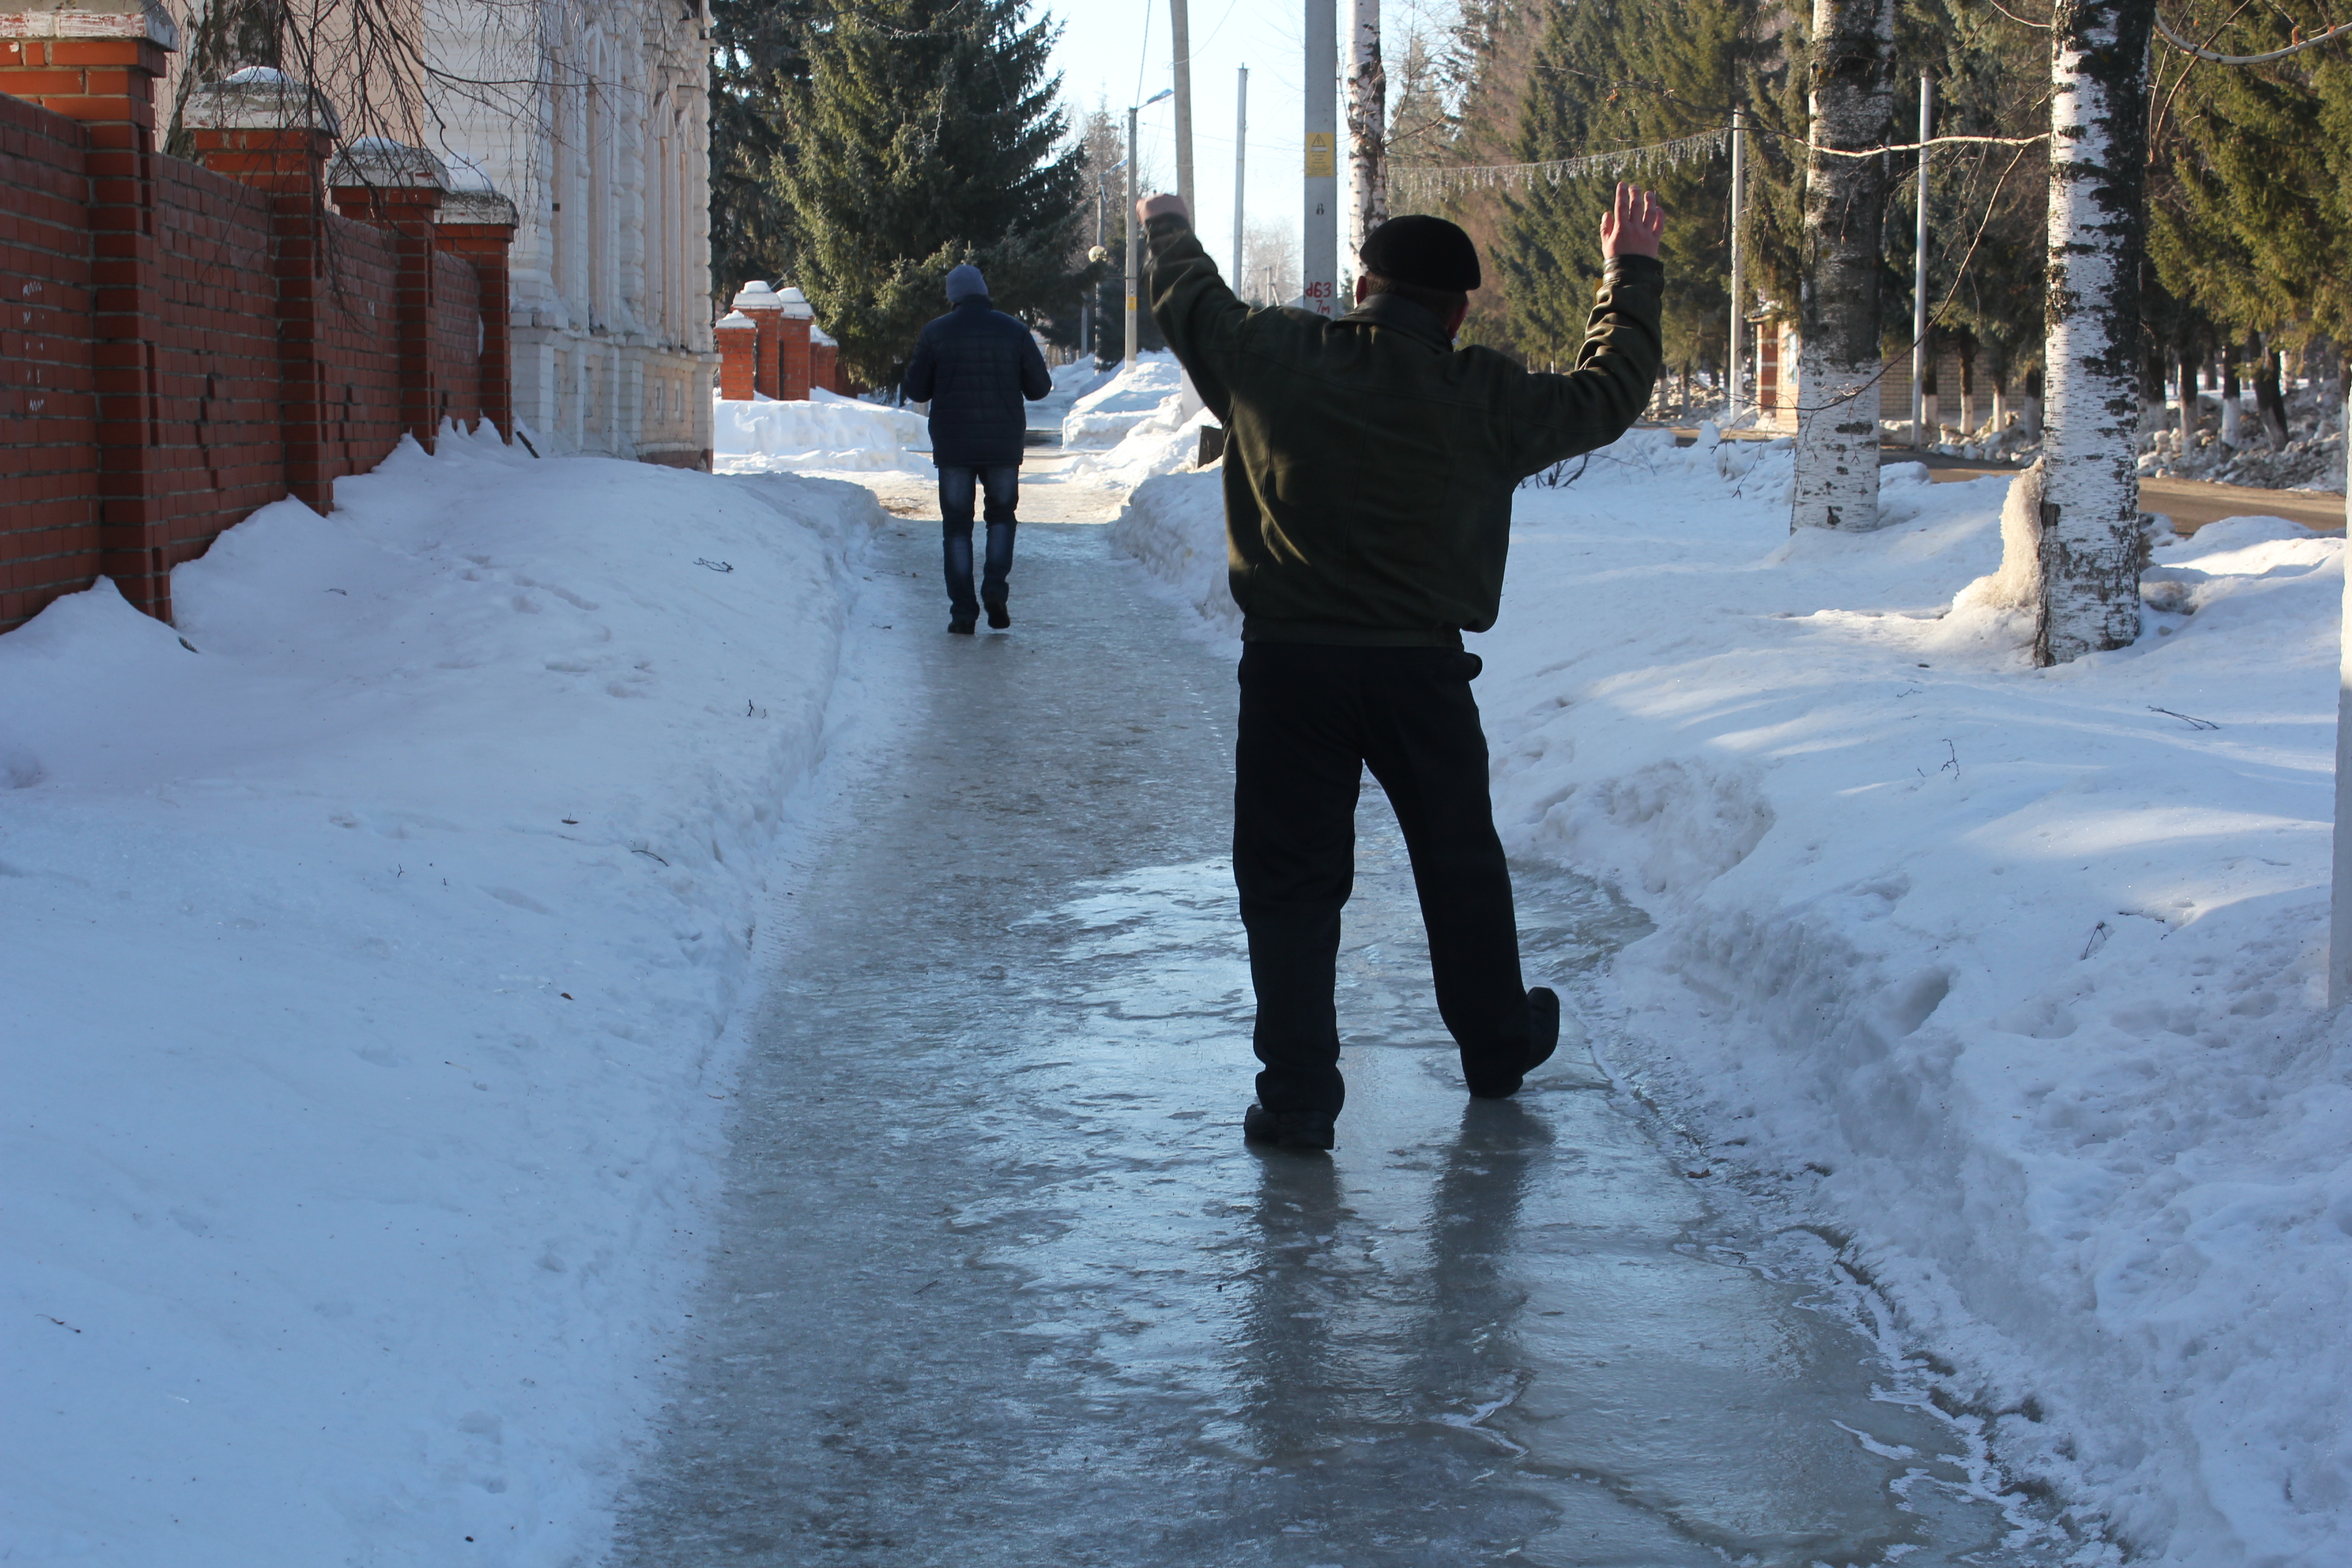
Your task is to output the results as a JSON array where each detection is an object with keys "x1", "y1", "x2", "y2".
[
  {"x1": 434, "y1": 151, "x2": 516, "y2": 225},
  {"x1": 715, "y1": 310, "x2": 756, "y2": 331},
  {"x1": 810, "y1": 323, "x2": 838, "y2": 346},
  {"x1": 777, "y1": 285, "x2": 817, "y2": 320},
  {"x1": 328, "y1": 136, "x2": 448, "y2": 191},
  {"x1": 183, "y1": 66, "x2": 340, "y2": 135},
  {"x1": 731, "y1": 280, "x2": 783, "y2": 312},
  {"x1": 0, "y1": 0, "x2": 180, "y2": 48}
]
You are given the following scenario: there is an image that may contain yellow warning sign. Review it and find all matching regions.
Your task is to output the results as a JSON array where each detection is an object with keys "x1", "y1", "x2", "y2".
[{"x1": 1305, "y1": 133, "x2": 1336, "y2": 178}]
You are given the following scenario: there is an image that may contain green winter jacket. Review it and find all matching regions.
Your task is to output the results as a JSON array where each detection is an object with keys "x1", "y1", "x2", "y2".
[{"x1": 1144, "y1": 214, "x2": 1664, "y2": 645}]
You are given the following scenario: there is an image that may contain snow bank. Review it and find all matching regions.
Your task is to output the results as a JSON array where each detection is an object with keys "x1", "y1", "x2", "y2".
[
  {"x1": 713, "y1": 387, "x2": 929, "y2": 472},
  {"x1": 1111, "y1": 427, "x2": 2352, "y2": 1563},
  {"x1": 1060, "y1": 351, "x2": 1184, "y2": 447},
  {"x1": 0, "y1": 429, "x2": 883, "y2": 1566},
  {"x1": 1107, "y1": 466, "x2": 1236, "y2": 634}
]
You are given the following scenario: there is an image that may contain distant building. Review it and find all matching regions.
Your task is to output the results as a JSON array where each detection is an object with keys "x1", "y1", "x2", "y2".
[{"x1": 421, "y1": 0, "x2": 714, "y2": 467}]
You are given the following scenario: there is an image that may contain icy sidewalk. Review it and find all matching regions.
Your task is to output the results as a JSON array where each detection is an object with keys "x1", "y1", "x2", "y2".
[
  {"x1": 0, "y1": 431, "x2": 883, "y2": 1567},
  {"x1": 1112, "y1": 433, "x2": 2352, "y2": 1565}
]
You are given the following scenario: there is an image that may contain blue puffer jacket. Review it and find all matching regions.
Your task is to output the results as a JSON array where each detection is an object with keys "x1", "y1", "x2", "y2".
[{"x1": 902, "y1": 297, "x2": 1052, "y2": 468}]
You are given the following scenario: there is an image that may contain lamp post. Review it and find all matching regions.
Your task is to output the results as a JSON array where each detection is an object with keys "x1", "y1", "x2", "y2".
[
  {"x1": 1233, "y1": 65, "x2": 1248, "y2": 288},
  {"x1": 1913, "y1": 74, "x2": 1933, "y2": 448},
  {"x1": 1087, "y1": 159, "x2": 1124, "y2": 364},
  {"x1": 1126, "y1": 88, "x2": 1173, "y2": 371}
]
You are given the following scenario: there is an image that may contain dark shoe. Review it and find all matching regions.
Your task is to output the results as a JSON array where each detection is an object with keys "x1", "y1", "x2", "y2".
[
  {"x1": 985, "y1": 600, "x2": 1011, "y2": 630},
  {"x1": 1243, "y1": 1102, "x2": 1337, "y2": 1152},
  {"x1": 1466, "y1": 986, "x2": 1561, "y2": 1100},
  {"x1": 949, "y1": 612, "x2": 977, "y2": 635}
]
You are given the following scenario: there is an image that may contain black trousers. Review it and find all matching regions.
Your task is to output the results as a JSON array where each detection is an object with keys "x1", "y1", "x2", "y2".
[{"x1": 1234, "y1": 641, "x2": 1536, "y2": 1115}]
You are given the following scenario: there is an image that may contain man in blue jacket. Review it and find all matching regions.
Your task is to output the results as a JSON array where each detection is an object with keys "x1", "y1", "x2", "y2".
[{"x1": 902, "y1": 264, "x2": 1053, "y2": 634}]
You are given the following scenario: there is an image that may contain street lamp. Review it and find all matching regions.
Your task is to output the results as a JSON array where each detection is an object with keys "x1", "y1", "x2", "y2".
[
  {"x1": 1126, "y1": 88, "x2": 1173, "y2": 371},
  {"x1": 1085, "y1": 157, "x2": 1125, "y2": 365}
]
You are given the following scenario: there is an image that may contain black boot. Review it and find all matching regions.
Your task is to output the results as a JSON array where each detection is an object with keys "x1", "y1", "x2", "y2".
[
  {"x1": 949, "y1": 612, "x2": 977, "y2": 635},
  {"x1": 1243, "y1": 1102, "x2": 1337, "y2": 1152},
  {"x1": 985, "y1": 598, "x2": 1011, "y2": 630},
  {"x1": 1465, "y1": 986, "x2": 1560, "y2": 1100}
]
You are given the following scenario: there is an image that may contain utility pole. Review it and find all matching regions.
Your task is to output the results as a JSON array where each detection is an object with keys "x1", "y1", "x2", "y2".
[
  {"x1": 1727, "y1": 105, "x2": 1746, "y2": 421},
  {"x1": 1234, "y1": 65, "x2": 1248, "y2": 287},
  {"x1": 1303, "y1": 0, "x2": 1339, "y2": 317},
  {"x1": 1912, "y1": 74, "x2": 1932, "y2": 449},
  {"x1": 1126, "y1": 102, "x2": 1141, "y2": 370},
  {"x1": 1170, "y1": 0, "x2": 1195, "y2": 211}
]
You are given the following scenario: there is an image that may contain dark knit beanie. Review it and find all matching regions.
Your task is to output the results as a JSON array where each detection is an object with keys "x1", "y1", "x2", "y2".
[{"x1": 1358, "y1": 214, "x2": 1482, "y2": 291}]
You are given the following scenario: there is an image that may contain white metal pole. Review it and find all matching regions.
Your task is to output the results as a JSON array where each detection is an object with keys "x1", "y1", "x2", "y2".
[
  {"x1": 1234, "y1": 65, "x2": 1248, "y2": 287},
  {"x1": 1170, "y1": 0, "x2": 1195, "y2": 212},
  {"x1": 1303, "y1": 0, "x2": 1339, "y2": 317},
  {"x1": 1912, "y1": 74, "x2": 1932, "y2": 448},
  {"x1": 1727, "y1": 105, "x2": 1746, "y2": 421},
  {"x1": 1126, "y1": 104, "x2": 1141, "y2": 370}
]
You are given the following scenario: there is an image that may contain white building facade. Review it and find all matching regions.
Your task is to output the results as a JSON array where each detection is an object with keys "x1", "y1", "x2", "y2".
[{"x1": 422, "y1": 0, "x2": 715, "y2": 466}]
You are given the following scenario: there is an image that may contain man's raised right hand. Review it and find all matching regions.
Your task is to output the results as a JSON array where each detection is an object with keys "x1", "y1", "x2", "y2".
[{"x1": 1601, "y1": 183, "x2": 1663, "y2": 261}]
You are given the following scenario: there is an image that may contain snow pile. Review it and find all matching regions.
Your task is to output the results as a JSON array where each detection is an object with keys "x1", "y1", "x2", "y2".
[
  {"x1": 0, "y1": 429, "x2": 882, "y2": 1566},
  {"x1": 1107, "y1": 464, "x2": 1236, "y2": 632},
  {"x1": 1060, "y1": 351, "x2": 1184, "y2": 447},
  {"x1": 713, "y1": 387, "x2": 929, "y2": 473},
  {"x1": 1112, "y1": 428, "x2": 2352, "y2": 1563},
  {"x1": 2143, "y1": 378, "x2": 2348, "y2": 493}
]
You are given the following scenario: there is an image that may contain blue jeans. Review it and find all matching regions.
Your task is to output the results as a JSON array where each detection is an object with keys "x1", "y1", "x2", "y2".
[{"x1": 938, "y1": 464, "x2": 1020, "y2": 616}]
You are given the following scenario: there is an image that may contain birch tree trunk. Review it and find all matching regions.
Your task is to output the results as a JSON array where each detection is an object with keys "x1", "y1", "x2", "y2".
[
  {"x1": 2036, "y1": 0, "x2": 2155, "y2": 664},
  {"x1": 1791, "y1": 0, "x2": 1895, "y2": 532},
  {"x1": 1346, "y1": 0, "x2": 1386, "y2": 254}
]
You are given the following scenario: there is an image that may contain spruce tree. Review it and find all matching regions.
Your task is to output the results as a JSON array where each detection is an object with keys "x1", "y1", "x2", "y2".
[
  {"x1": 1489, "y1": 0, "x2": 1803, "y2": 376},
  {"x1": 709, "y1": 0, "x2": 821, "y2": 309},
  {"x1": 774, "y1": 0, "x2": 1086, "y2": 387},
  {"x1": 2149, "y1": 3, "x2": 2352, "y2": 353}
]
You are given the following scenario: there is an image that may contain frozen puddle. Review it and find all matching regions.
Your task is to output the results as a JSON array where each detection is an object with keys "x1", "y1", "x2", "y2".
[{"x1": 609, "y1": 523, "x2": 2065, "y2": 1565}]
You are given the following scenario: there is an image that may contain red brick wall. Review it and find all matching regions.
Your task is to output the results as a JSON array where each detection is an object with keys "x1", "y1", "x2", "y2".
[
  {"x1": 430, "y1": 248, "x2": 483, "y2": 431},
  {"x1": 0, "y1": 94, "x2": 99, "y2": 631},
  {"x1": 305, "y1": 213, "x2": 405, "y2": 489},
  {"x1": 150, "y1": 153, "x2": 286, "y2": 574},
  {"x1": 0, "y1": 93, "x2": 512, "y2": 634}
]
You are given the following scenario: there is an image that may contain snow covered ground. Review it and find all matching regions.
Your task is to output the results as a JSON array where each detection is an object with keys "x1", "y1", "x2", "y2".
[
  {"x1": 711, "y1": 387, "x2": 930, "y2": 474},
  {"x1": 1060, "y1": 351, "x2": 1184, "y2": 448},
  {"x1": 0, "y1": 429, "x2": 885, "y2": 1566},
  {"x1": 1111, "y1": 425, "x2": 2352, "y2": 1565}
]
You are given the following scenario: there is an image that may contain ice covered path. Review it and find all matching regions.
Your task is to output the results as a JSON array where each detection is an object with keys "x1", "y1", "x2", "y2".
[{"x1": 607, "y1": 501, "x2": 2049, "y2": 1565}]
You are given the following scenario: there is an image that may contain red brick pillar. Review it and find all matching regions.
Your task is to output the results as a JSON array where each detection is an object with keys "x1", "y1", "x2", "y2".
[
  {"x1": 715, "y1": 312, "x2": 757, "y2": 400},
  {"x1": 730, "y1": 281, "x2": 784, "y2": 397},
  {"x1": 810, "y1": 338, "x2": 838, "y2": 399},
  {"x1": 434, "y1": 187, "x2": 518, "y2": 442},
  {"x1": 183, "y1": 69, "x2": 340, "y2": 514},
  {"x1": 330, "y1": 142, "x2": 448, "y2": 451},
  {"x1": 1, "y1": 0, "x2": 176, "y2": 619},
  {"x1": 781, "y1": 288, "x2": 818, "y2": 402}
]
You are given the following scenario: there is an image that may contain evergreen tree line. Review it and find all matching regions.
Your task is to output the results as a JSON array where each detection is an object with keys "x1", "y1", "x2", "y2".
[
  {"x1": 1418, "y1": 0, "x2": 2352, "y2": 436},
  {"x1": 708, "y1": 0, "x2": 1094, "y2": 389}
]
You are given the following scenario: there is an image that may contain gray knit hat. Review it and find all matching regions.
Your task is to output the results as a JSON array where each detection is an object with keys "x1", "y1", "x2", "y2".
[{"x1": 945, "y1": 264, "x2": 989, "y2": 304}]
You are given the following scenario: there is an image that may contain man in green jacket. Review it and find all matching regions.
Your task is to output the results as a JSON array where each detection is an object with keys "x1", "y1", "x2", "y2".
[{"x1": 1139, "y1": 184, "x2": 1665, "y2": 1152}]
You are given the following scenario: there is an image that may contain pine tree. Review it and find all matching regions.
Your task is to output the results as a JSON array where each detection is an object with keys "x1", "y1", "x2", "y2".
[
  {"x1": 709, "y1": 0, "x2": 821, "y2": 310},
  {"x1": 774, "y1": 0, "x2": 1086, "y2": 387},
  {"x1": 2148, "y1": 3, "x2": 2352, "y2": 356},
  {"x1": 1494, "y1": 0, "x2": 1796, "y2": 382}
]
